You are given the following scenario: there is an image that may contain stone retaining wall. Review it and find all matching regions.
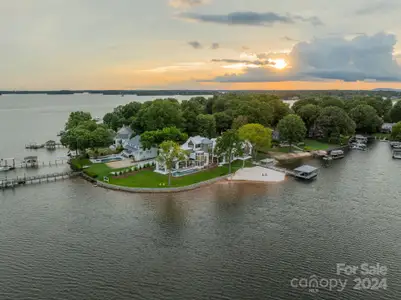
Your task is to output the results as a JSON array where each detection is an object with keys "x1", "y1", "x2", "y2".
[{"x1": 80, "y1": 172, "x2": 231, "y2": 193}]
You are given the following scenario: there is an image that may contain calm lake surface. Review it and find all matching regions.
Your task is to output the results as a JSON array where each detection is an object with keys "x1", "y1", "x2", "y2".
[{"x1": 1, "y1": 95, "x2": 401, "y2": 299}]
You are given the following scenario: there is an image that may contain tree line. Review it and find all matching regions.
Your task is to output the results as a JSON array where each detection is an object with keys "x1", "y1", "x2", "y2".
[{"x1": 62, "y1": 94, "x2": 401, "y2": 158}]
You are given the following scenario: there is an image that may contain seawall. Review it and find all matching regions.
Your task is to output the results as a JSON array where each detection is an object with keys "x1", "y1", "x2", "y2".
[{"x1": 80, "y1": 173, "x2": 231, "y2": 193}]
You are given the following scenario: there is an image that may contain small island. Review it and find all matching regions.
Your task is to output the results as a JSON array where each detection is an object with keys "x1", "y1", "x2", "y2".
[{"x1": 61, "y1": 93, "x2": 401, "y2": 192}]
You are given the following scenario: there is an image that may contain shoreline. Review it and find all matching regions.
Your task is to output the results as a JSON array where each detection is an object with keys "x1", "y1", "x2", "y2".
[{"x1": 81, "y1": 172, "x2": 233, "y2": 193}]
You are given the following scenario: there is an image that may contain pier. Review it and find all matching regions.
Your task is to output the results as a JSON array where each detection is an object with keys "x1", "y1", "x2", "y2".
[
  {"x1": 25, "y1": 140, "x2": 65, "y2": 150},
  {"x1": 254, "y1": 162, "x2": 296, "y2": 177},
  {"x1": 0, "y1": 157, "x2": 69, "y2": 169},
  {"x1": 0, "y1": 171, "x2": 79, "y2": 189}
]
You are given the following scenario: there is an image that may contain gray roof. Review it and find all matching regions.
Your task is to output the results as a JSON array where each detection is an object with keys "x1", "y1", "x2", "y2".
[
  {"x1": 294, "y1": 165, "x2": 318, "y2": 173},
  {"x1": 125, "y1": 135, "x2": 141, "y2": 150},
  {"x1": 201, "y1": 138, "x2": 213, "y2": 144},
  {"x1": 117, "y1": 126, "x2": 133, "y2": 136}
]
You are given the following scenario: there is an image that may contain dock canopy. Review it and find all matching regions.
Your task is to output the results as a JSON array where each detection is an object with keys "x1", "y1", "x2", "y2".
[{"x1": 294, "y1": 165, "x2": 318, "y2": 173}]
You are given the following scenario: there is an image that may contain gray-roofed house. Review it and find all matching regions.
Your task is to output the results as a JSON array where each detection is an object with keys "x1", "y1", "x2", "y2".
[
  {"x1": 114, "y1": 126, "x2": 133, "y2": 146},
  {"x1": 121, "y1": 135, "x2": 158, "y2": 161}
]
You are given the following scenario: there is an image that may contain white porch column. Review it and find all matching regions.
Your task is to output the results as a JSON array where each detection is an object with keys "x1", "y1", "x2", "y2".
[
  {"x1": 175, "y1": 161, "x2": 180, "y2": 170},
  {"x1": 155, "y1": 161, "x2": 160, "y2": 171}
]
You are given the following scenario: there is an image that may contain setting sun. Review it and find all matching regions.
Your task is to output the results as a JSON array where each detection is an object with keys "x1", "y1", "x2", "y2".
[{"x1": 270, "y1": 59, "x2": 288, "y2": 70}]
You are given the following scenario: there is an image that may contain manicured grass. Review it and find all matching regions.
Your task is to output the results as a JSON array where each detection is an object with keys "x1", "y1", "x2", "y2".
[
  {"x1": 86, "y1": 163, "x2": 113, "y2": 177},
  {"x1": 88, "y1": 160, "x2": 253, "y2": 188},
  {"x1": 258, "y1": 145, "x2": 292, "y2": 153},
  {"x1": 303, "y1": 139, "x2": 339, "y2": 150}
]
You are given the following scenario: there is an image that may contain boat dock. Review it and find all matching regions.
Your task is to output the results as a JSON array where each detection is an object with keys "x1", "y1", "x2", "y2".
[
  {"x1": 0, "y1": 157, "x2": 69, "y2": 169},
  {"x1": 25, "y1": 140, "x2": 65, "y2": 150},
  {"x1": 254, "y1": 162, "x2": 297, "y2": 176},
  {"x1": 254, "y1": 161, "x2": 318, "y2": 180},
  {"x1": 0, "y1": 171, "x2": 79, "y2": 189}
]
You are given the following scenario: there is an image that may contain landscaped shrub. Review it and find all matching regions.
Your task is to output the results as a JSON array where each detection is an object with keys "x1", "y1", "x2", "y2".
[
  {"x1": 134, "y1": 166, "x2": 138, "y2": 171},
  {"x1": 304, "y1": 146, "x2": 313, "y2": 151}
]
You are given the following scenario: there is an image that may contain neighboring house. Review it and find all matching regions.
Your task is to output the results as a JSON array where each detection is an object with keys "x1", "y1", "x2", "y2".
[
  {"x1": 211, "y1": 138, "x2": 253, "y2": 165},
  {"x1": 155, "y1": 136, "x2": 213, "y2": 174},
  {"x1": 381, "y1": 123, "x2": 395, "y2": 133},
  {"x1": 121, "y1": 135, "x2": 158, "y2": 161},
  {"x1": 114, "y1": 126, "x2": 133, "y2": 146},
  {"x1": 154, "y1": 135, "x2": 253, "y2": 174}
]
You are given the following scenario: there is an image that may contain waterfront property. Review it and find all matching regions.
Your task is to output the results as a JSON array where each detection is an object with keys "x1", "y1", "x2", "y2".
[
  {"x1": 154, "y1": 135, "x2": 253, "y2": 175},
  {"x1": 155, "y1": 135, "x2": 214, "y2": 175},
  {"x1": 293, "y1": 165, "x2": 318, "y2": 180},
  {"x1": 121, "y1": 135, "x2": 158, "y2": 161},
  {"x1": 114, "y1": 125, "x2": 133, "y2": 146}
]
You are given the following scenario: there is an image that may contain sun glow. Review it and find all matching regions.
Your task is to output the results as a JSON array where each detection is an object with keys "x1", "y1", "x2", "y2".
[{"x1": 270, "y1": 58, "x2": 288, "y2": 69}]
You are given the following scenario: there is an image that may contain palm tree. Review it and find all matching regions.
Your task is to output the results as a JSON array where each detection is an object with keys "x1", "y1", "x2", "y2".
[{"x1": 157, "y1": 140, "x2": 187, "y2": 186}]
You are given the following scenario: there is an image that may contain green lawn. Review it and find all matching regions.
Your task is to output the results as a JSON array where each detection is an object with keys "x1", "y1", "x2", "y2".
[
  {"x1": 303, "y1": 139, "x2": 339, "y2": 150},
  {"x1": 86, "y1": 160, "x2": 252, "y2": 188}
]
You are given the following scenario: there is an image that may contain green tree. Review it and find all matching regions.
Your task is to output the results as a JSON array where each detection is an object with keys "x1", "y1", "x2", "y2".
[
  {"x1": 297, "y1": 104, "x2": 321, "y2": 131},
  {"x1": 292, "y1": 98, "x2": 321, "y2": 113},
  {"x1": 214, "y1": 129, "x2": 244, "y2": 174},
  {"x1": 390, "y1": 101, "x2": 401, "y2": 123},
  {"x1": 277, "y1": 114, "x2": 307, "y2": 151},
  {"x1": 232, "y1": 115, "x2": 249, "y2": 130},
  {"x1": 319, "y1": 97, "x2": 345, "y2": 109},
  {"x1": 181, "y1": 100, "x2": 203, "y2": 136},
  {"x1": 137, "y1": 99, "x2": 183, "y2": 132},
  {"x1": 140, "y1": 127, "x2": 188, "y2": 149},
  {"x1": 391, "y1": 122, "x2": 401, "y2": 141},
  {"x1": 213, "y1": 112, "x2": 233, "y2": 134},
  {"x1": 157, "y1": 140, "x2": 187, "y2": 186},
  {"x1": 238, "y1": 124, "x2": 272, "y2": 158},
  {"x1": 316, "y1": 107, "x2": 356, "y2": 142},
  {"x1": 349, "y1": 105, "x2": 383, "y2": 133},
  {"x1": 383, "y1": 99, "x2": 393, "y2": 115},
  {"x1": 65, "y1": 111, "x2": 92, "y2": 130},
  {"x1": 366, "y1": 98, "x2": 384, "y2": 116},
  {"x1": 196, "y1": 114, "x2": 216, "y2": 138}
]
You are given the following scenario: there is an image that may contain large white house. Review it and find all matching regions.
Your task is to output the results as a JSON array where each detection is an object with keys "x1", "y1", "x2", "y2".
[
  {"x1": 121, "y1": 135, "x2": 158, "y2": 161},
  {"x1": 154, "y1": 135, "x2": 252, "y2": 174}
]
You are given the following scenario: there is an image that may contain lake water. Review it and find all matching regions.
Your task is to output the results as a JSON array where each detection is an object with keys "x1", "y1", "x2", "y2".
[{"x1": 1, "y1": 95, "x2": 401, "y2": 299}]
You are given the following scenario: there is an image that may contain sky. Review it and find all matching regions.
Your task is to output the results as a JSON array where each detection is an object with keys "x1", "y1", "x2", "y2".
[{"x1": 2, "y1": 0, "x2": 401, "y2": 90}]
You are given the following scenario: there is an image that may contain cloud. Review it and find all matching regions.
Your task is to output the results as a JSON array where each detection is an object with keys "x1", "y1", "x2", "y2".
[
  {"x1": 282, "y1": 36, "x2": 298, "y2": 42},
  {"x1": 204, "y1": 32, "x2": 401, "y2": 82},
  {"x1": 169, "y1": 0, "x2": 210, "y2": 8},
  {"x1": 211, "y1": 58, "x2": 275, "y2": 66},
  {"x1": 355, "y1": 1, "x2": 399, "y2": 15},
  {"x1": 145, "y1": 62, "x2": 205, "y2": 73},
  {"x1": 188, "y1": 41, "x2": 203, "y2": 49},
  {"x1": 211, "y1": 43, "x2": 220, "y2": 50},
  {"x1": 179, "y1": 11, "x2": 323, "y2": 27}
]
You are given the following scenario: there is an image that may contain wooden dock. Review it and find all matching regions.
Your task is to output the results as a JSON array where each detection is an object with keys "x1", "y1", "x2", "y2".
[
  {"x1": 254, "y1": 163, "x2": 296, "y2": 177},
  {"x1": 25, "y1": 140, "x2": 65, "y2": 150},
  {"x1": 0, "y1": 171, "x2": 79, "y2": 189},
  {"x1": 0, "y1": 158, "x2": 69, "y2": 169}
]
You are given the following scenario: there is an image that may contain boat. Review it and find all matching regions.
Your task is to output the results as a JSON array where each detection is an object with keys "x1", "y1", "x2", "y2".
[
  {"x1": 293, "y1": 165, "x2": 318, "y2": 180},
  {"x1": 25, "y1": 143, "x2": 44, "y2": 149},
  {"x1": 323, "y1": 156, "x2": 332, "y2": 161},
  {"x1": 393, "y1": 149, "x2": 401, "y2": 159},
  {"x1": 93, "y1": 117, "x2": 101, "y2": 122},
  {"x1": 389, "y1": 141, "x2": 401, "y2": 148},
  {"x1": 351, "y1": 143, "x2": 367, "y2": 151},
  {"x1": 0, "y1": 166, "x2": 13, "y2": 172},
  {"x1": 329, "y1": 149, "x2": 345, "y2": 159}
]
